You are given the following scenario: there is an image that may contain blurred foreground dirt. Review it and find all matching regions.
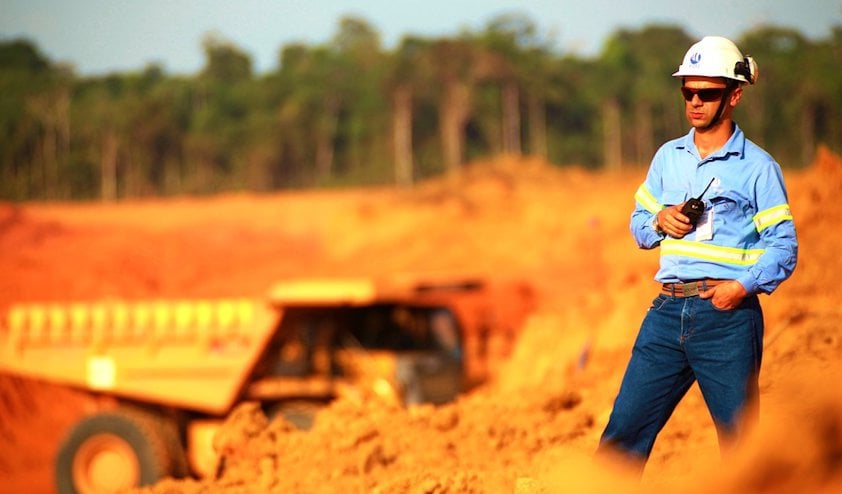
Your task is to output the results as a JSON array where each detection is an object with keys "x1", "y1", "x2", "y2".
[{"x1": 1, "y1": 149, "x2": 841, "y2": 493}]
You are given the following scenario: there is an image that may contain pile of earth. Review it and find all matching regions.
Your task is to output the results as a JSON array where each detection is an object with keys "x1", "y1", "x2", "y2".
[{"x1": 1, "y1": 148, "x2": 841, "y2": 494}]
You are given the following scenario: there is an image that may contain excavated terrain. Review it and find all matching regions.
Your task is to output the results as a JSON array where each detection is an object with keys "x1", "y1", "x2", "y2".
[{"x1": 1, "y1": 149, "x2": 841, "y2": 493}]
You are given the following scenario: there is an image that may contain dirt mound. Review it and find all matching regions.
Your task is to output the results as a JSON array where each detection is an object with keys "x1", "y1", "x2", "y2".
[{"x1": 2, "y1": 150, "x2": 842, "y2": 493}]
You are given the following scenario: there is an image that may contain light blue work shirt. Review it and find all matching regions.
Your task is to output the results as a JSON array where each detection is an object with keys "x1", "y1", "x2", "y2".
[{"x1": 632, "y1": 123, "x2": 797, "y2": 295}]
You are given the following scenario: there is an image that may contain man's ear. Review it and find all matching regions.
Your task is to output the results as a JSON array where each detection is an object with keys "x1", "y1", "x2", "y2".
[{"x1": 730, "y1": 86, "x2": 743, "y2": 107}]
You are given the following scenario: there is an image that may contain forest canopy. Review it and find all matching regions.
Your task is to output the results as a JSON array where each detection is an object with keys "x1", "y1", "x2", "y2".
[{"x1": 1, "y1": 15, "x2": 840, "y2": 201}]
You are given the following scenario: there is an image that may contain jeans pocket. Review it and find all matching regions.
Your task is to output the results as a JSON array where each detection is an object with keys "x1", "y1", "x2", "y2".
[
  {"x1": 649, "y1": 294, "x2": 669, "y2": 311},
  {"x1": 709, "y1": 298, "x2": 735, "y2": 312}
]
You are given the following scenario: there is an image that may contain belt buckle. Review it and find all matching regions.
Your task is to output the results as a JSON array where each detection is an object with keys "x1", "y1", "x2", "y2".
[{"x1": 681, "y1": 282, "x2": 699, "y2": 297}]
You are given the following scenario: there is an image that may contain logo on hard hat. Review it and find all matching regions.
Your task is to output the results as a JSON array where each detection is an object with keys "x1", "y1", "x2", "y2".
[{"x1": 690, "y1": 52, "x2": 702, "y2": 65}]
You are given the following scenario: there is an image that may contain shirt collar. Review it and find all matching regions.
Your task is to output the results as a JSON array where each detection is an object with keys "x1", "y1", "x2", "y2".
[{"x1": 678, "y1": 123, "x2": 746, "y2": 162}]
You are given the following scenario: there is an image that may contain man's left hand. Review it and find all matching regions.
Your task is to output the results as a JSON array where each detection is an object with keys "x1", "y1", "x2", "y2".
[{"x1": 699, "y1": 280, "x2": 747, "y2": 310}]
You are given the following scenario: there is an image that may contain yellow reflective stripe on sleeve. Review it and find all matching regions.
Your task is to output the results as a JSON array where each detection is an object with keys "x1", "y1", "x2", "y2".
[
  {"x1": 753, "y1": 204, "x2": 793, "y2": 232},
  {"x1": 661, "y1": 239, "x2": 765, "y2": 266},
  {"x1": 634, "y1": 184, "x2": 663, "y2": 214}
]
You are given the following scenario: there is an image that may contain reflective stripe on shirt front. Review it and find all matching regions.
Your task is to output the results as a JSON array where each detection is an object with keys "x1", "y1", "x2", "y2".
[{"x1": 660, "y1": 239, "x2": 765, "y2": 266}]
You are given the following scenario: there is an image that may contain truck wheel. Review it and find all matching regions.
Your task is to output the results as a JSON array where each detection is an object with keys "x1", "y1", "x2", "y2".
[{"x1": 55, "y1": 409, "x2": 174, "y2": 494}]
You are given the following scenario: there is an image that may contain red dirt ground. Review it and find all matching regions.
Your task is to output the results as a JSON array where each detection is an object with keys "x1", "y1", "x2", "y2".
[{"x1": 1, "y1": 148, "x2": 841, "y2": 493}]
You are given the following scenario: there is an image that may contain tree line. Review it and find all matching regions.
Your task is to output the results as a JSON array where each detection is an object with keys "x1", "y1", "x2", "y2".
[{"x1": 1, "y1": 15, "x2": 840, "y2": 201}]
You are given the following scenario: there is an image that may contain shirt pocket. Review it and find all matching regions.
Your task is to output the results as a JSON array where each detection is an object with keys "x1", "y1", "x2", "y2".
[
  {"x1": 662, "y1": 190, "x2": 688, "y2": 207},
  {"x1": 709, "y1": 190, "x2": 746, "y2": 214}
]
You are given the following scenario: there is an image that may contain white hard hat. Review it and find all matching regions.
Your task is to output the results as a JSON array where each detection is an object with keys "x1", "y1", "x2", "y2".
[{"x1": 672, "y1": 36, "x2": 758, "y2": 84}]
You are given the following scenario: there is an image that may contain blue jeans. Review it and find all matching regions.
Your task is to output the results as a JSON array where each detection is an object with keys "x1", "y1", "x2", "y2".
[{"x1": 598, "y1": 292, "x2": 763, "y2": 463}]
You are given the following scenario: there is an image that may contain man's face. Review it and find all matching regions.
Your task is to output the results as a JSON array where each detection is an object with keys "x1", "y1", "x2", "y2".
[{"x1": 681, "y1": 76, "x2": 741, "y2": 129}]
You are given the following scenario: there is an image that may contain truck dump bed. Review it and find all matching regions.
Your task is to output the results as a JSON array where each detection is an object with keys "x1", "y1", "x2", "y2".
[{"x1": 0, "y1": 299, "x2": 279, "y2": 415}]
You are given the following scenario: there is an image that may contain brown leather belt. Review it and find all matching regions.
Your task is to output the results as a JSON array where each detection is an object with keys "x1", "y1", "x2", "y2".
[{"x1": 661, "y1": 280, "x2": 726, "y2": 297}]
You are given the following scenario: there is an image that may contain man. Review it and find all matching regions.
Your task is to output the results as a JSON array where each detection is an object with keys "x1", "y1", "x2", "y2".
[{"x1": 597, "y1": 36, "x2": 798, "y2": 469}]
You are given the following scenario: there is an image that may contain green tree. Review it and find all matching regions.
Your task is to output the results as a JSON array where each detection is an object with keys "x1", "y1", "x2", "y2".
[
  {"x1": 187, "y1": 34, "x2": 255, "y2": 192},
  {"x1": 598, "y1": 26, "x2": 692, "y2": 168},
  {"x1": 477, "y1": 14, "x2": 558, "y2": 159},
  {"x1": 546, "y1": 55, "x2": 604, "y2": 167},
  {"x1": 0, "y1": 39, "x2": 71, "y2": 199},
  {"x1": 2, "y1": 21, "x2": 840, "y2": 201},
  {"x1": 431, "y1": 37, "x2": 476, "y2": 171},
  {"x1": 330, "y1": 17, "x2": 389, "y2": 183},
  {"x1": 386, "y1": 36, "x2": 434, "y2": 185},
  {"x1": 201, "y1": 34, "x2": 253, "y2": 84},
  {"x1": 807, "y1": 27, "x2": 842, "y2": 157},
  {"x1": 739, "y1": 27, "x2": 821, "y2": 166},
  {"x1": 276, "y1": 43, "x2": 343, "y2": 183}
]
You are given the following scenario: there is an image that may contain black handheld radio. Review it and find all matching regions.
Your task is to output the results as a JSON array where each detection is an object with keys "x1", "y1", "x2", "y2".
[{"x1": 681, "y1": 177, "x2": 715, "y2": 226}]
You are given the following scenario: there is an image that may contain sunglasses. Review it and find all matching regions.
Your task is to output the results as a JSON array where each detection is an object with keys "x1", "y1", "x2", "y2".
[{"x1": 681, "y1": 87, "x2": 728, "y2": 102}]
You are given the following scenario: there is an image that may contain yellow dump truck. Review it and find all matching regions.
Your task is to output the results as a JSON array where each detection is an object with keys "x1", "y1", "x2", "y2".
[{"x1": 0, "y1": 276, "x2": 475, "y2": 494}]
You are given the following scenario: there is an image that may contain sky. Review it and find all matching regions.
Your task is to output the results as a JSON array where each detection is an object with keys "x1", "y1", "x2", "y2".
[{"x1": 2, "y1": 0, "x2": 840, "y2": 76}]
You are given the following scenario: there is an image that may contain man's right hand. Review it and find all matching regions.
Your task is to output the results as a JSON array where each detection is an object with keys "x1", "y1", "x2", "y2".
[{"x1": 657, "y1": 204, "x2": 694, "y2": 238}]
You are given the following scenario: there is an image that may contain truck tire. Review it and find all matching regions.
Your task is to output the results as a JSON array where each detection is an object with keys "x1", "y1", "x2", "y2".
[
  {"x1": 55, "y1": 409, "x2": 174, "y2": 494},
  {"x1": 159, "y1": 413, "x2": 189, "y2": 478}
]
